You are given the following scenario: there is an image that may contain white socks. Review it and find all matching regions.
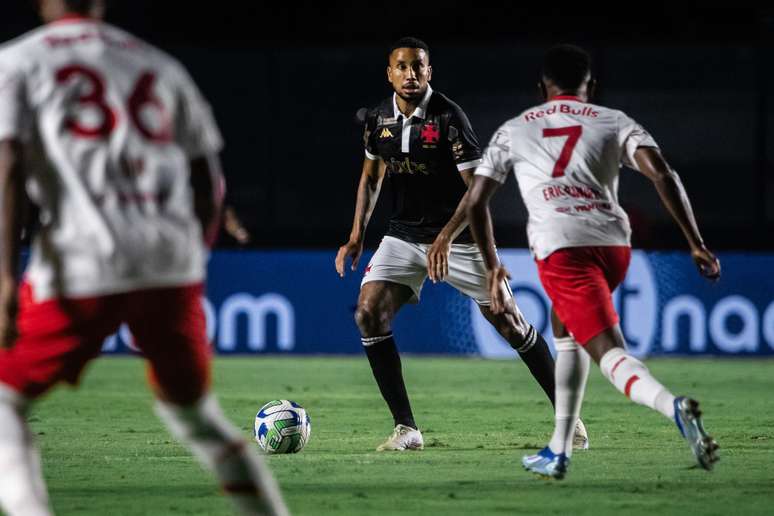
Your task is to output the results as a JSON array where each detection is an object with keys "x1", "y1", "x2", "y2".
[
  {"x1": 0, "y1": 385, "x2": 52, "y2": 516},
  {"x1": 548, "y1": 337, "x2": 590, "y2": 457},
  {"x1": 599, "y1": 347, "x2": 675, "y2": 419},
  {"x1": 155, "y1": 394, "x2": 289, "y2": 516}
]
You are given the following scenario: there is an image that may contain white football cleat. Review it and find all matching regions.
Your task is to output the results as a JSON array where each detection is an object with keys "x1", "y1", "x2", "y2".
[
  {"x1": 376, "y1": 424, "x2": 424, "y2": 451},
  {"x1": 573, "y1": 418, "x2": 589, "y2": 450}
]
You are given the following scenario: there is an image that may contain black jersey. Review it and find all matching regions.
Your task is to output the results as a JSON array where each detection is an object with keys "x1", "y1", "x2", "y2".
[{"x1": 364, "y1": 87, "x2": 482, "y2": 244}]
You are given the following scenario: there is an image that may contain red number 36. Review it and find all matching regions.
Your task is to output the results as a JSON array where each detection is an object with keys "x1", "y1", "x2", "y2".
[{"x1": 55, "y1": 64, "x2": 171, "y2": 143}]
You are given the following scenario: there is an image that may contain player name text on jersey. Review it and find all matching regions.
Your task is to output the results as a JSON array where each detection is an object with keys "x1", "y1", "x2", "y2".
[{"x1": 543, "y1": 184, "x2": 603, "y2": 201}]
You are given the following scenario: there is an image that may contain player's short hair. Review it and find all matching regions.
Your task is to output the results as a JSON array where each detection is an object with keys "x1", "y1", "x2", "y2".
[
  {"x1": 388, "y1": 37, "x2": 430, "y2": 60},
  {"x1": 63, "y1": 0, "x2": 97, "y2": 13},
  {"x1": 542, "y1": 44, "x2": 592, "y2": 91}
]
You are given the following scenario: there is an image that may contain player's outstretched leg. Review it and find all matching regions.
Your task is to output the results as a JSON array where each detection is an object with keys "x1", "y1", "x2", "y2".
[
  {"x1": 156, "y1": 394, "x2": 290, "y2": 516},
  {"x1": 355, "y1": 281, "x2": 423, "y2": 451},
  {"x1": 131, "y1": 285, "x2": 290, "y2": 515},
  {"x1": 0, "y1": 385, "x2": 52, "y2": 516},
  {"x1": 588, "y1": 326, "x2": 719, "y2": 471}
]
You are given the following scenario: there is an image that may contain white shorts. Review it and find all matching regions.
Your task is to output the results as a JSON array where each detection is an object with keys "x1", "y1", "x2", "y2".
[{"x1": 361, "y1": 235, "x2": 505, "y2": 305}]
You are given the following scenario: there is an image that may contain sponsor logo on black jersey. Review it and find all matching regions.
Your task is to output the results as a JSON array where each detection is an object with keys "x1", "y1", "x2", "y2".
[
  {"x1": 387, "y1": 157, "x2": 429, "y2": 176},
  {"x1": 451, "y1": 139, "x2": 464, "y2": 160}
]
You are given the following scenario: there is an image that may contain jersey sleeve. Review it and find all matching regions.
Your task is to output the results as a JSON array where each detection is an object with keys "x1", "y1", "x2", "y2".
[
  {"x1": 0, "y1": 56, "x2": 31, "y2": 142},
  {"x1": 447, "y1": 104, "x2": 482, "y2": 171},
  {"x1": 475, "y1": 125, "x2": 512, "y2": 184},
  {"x1": 173, "y1": 63, "x2": 224, "y2": 159},
  {"x1": 618, "y1": 113, "x2": 659, "y2": 172},
  {"x1": 363, "y1": 110, "x2": 379, "y2": 160}
]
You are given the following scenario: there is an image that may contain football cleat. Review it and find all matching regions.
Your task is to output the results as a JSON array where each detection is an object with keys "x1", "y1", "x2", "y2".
[
  {"x1": 673, "y1": 397, "x2": 719, "y2": 471},
  {"x1": 375, "y1": 424, "x2": 424, "y2": 451},
  {"x1": 522, "y1": 447, "x2": 570, "y2": 479},
  {"x1": 573, "y1": 418, "x2": 589, "y2": 450}
]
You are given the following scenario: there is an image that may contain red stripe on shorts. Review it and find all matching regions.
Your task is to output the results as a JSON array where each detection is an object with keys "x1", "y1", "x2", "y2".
[{"x1": 624, "y1": 375, "x2": 640, "y2": 398}]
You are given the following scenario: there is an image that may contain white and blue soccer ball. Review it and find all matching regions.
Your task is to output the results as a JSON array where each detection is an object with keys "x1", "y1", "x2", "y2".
[{"x1": 254, "y1": 400, "x2": 311, "y2": 454}]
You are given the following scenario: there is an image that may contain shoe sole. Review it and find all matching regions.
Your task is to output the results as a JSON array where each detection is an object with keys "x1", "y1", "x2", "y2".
[
  {"x1": 522, "y1": 463, "x2": 566, "y2": 480},
  {"x1": 679, "y1": 398, "x2": 720, "y2": 471},
  {"x1": 522, "y1": 456, "x2": 567, "y2": 480},
  {"x1": 375, "y1": 442, "x2": 424, "y2": 452}
]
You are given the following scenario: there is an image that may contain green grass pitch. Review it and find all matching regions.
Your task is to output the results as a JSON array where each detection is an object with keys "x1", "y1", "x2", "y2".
[{"x1": 30, "y1": 356, "x2": 774, "y2": 515}]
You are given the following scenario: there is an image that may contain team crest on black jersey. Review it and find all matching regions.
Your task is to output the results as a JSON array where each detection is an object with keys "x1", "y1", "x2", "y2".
[{"x1": 420, "y1": 122, "x2": 440, "y2": 148}]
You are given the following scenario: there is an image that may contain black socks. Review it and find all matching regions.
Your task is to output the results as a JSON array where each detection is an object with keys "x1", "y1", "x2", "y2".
[
  {"x1": 362, "y1": 334, "x2": 417, "y2": 429},
  {"x1": 516, "y1": 327, "x2": 557, "y2": 407}
]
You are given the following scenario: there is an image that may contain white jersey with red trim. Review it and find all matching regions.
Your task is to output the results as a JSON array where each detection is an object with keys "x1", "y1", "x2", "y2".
[
  {"x1": 0, "y1": 17, "x2": 223, "y2": 300},
  {"x1": 475, "y1": 96, "x2": 658, "y2": 259}
]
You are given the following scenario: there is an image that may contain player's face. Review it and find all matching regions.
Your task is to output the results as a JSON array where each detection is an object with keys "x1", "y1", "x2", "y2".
[{"x1": 387, "y1": 48, "x2": 432, "y2": 102}]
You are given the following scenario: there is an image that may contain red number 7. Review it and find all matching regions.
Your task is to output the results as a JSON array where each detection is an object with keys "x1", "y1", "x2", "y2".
[{"x1": 542, "y1": 125, "x2": 582, "y2": 177}]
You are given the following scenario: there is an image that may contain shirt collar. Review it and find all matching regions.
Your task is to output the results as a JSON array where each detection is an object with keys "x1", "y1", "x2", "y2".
[
  {"x1": 51, "y1": 13, "x2": 94, "y2": 25},
  {"x1": 392, "y1": 84, "x2": 433, "y2": 120},
  {"x1": 549, "y1": 95, "x2": 584, "y2": 102}
]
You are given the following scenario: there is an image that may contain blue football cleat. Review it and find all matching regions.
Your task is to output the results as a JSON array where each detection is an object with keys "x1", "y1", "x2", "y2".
[
  {"x1": 673, "y1": 397, "x2": 719, "y2": 471},
  {"x1": 522, "y1": 447, "x2": 570, "y2": 479}
]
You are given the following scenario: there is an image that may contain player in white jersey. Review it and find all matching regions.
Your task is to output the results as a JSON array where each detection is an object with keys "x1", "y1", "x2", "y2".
[
  {"x1": 467, "y1": 44, "x2": 720, "y2": 479},
  {"x1": 0, "y1": 1, "x2": 288, "y2": 515}
]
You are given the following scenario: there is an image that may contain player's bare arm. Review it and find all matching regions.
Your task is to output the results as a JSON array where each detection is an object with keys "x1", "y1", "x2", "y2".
[
  {"x1": 467, "y1": 174, "x2": 513, "y2": 315},
  {"x1": 0, "y1": 139, "x2": 26, "y2": 349},
  {"x1": 427, "y1": 169, "x2": 475, "y2": 283},
  {"x1": 189, "y1": 154, "x2": 224, "y2": 246},
  {"x1": 336, "y1": 157, "x2": 386, "y2": 277},
  {"x1": 633, "y1": 147, "x2": 720, "y2": 280}
]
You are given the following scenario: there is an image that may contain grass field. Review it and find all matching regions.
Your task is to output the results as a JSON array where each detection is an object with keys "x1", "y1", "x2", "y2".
[{"x1": 30, "y1": 356, "x2": 774, "y2": 515}]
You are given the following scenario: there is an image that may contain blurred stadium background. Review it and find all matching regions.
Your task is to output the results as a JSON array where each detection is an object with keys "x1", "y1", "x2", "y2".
[
  {"x1": 3, "y1": 3, "x2": 774, "y2": 515},
  {"x1": 5, "y1": 3, "x2": 772, "y2": 248},
  {"x1": 2, "y1": 2, "x2": 772, "y2": 357},
  {"x1": 3, "y1": 2, "x2": 773, "y2": 359}
]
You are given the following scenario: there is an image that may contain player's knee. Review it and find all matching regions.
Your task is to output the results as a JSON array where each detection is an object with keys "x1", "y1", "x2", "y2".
[
  {"x1": 147, "y1": 357, "x2": 210, "y2": 406},
  {"x1": 354, "y1": 304, "x2": 391, "y2": 337},
  {"x1": 495, "y1": 318, "x2": 527, "y2": 346}
]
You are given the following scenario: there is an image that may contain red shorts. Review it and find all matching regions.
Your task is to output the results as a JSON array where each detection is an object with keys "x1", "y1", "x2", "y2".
[
  {"x1": 536, "y1": 246, "x2": 631, "y2": 345},
  {"x1": 0, "y1": 283, "x2": 211, "y2": 404}
]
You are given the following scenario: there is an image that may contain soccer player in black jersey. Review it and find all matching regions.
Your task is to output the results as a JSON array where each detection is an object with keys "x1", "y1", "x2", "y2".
[{"x1": 335, "y1": 37, "x2": 587, "y2": 451}]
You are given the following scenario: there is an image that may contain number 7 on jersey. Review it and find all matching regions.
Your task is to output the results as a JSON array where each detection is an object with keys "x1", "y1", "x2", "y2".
[{"x1": 542, "y1": 125, "x2": 582, "y2": 177}]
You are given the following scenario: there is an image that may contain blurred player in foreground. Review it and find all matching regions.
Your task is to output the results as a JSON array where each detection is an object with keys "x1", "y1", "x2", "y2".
[
  {"x1": 468, "y1": 44, "x2": 720, "y2": 479},
  {"x1": 0, "y1": 1, "x2": 287, "y2": 514},
  {"x1": 336, "y1": 37, "x2": 588, "y2": 452}
]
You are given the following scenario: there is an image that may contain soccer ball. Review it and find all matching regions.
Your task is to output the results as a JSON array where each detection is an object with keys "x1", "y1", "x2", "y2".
[{"x1": 253, "y1": 400, "x2": 311, "y2": 454}]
